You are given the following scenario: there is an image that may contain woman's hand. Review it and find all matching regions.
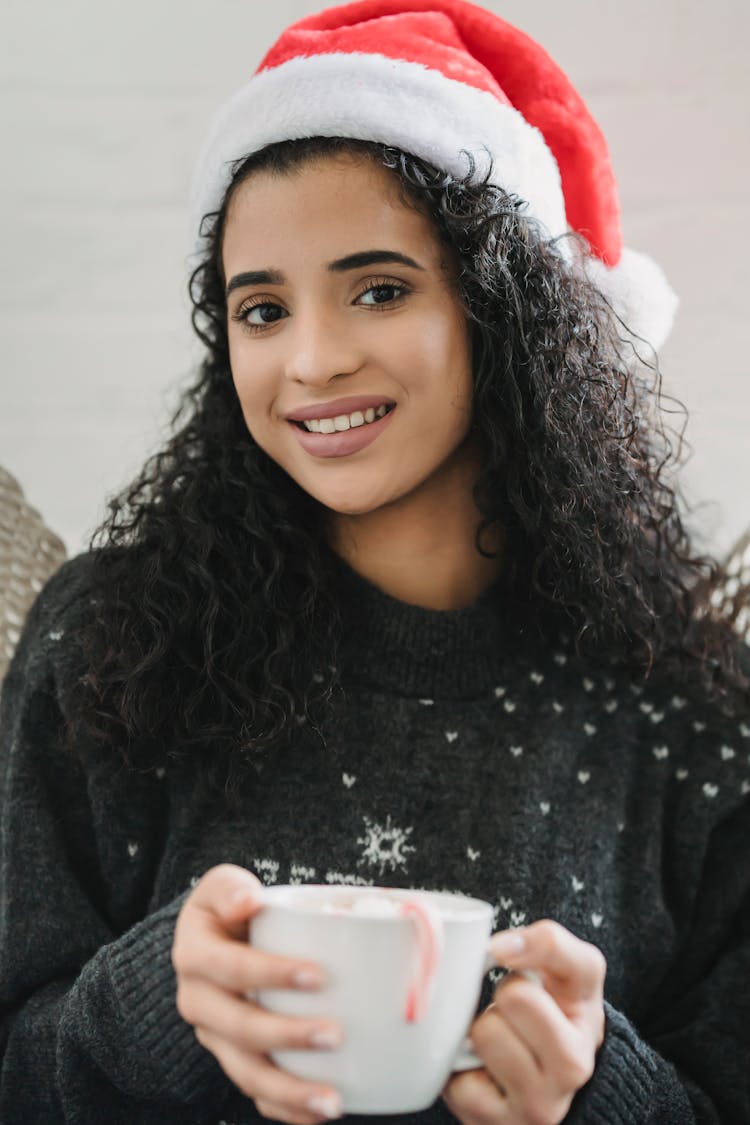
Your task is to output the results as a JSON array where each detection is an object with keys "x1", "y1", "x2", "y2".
[
  {"x1": 172, "y1": 864, "x2": 343, "y2": 1125},
  {"x1": 442, "y1": 919, "x2": 606, "y2": 1125}
]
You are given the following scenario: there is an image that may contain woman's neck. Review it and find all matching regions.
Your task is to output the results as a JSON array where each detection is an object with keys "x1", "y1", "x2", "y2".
[{"x1": 325, "y1": 434, "x2": 504, "y2": 611}]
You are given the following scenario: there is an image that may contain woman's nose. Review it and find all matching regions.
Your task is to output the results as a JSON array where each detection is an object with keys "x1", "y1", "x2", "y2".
[{"x1": 283, "y1": 307, "x2": 362, "y2": 386}]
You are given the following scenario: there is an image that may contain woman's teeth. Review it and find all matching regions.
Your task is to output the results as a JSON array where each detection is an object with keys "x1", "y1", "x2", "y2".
[{"x1": 301, "y1": 404, "x2": 391, "y2": 433}]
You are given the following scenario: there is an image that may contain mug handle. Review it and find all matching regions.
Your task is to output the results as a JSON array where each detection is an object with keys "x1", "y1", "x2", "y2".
[{"x1": 451, "y1": 950, "x2": 544, "y2": 1072}]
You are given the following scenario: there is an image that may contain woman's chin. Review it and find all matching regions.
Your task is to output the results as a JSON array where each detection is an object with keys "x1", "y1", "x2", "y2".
[{"x1": 320, "y1": 494, "x2": 386, "y2": 517}]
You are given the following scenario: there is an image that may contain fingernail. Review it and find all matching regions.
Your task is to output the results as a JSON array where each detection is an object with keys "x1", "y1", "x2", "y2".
[
  {"x1": 309, "y1": 1026, "x2": 344, "y2": 1049},
  {"x1": 491, "y1": 929, "x2": 526, "y2": 957},
  {"x1": 294, "y1": 968, "x2": 324, "y2": 989},
  {"x1": 306, "y1": 1093, "x2": 342, "y2": 1118}
]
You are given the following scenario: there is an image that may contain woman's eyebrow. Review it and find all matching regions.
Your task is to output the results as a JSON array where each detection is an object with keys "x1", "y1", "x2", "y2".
[
  {"x1": 225, "y1": 250, "x2": 424, "y2": 298},
  {"x1": 328, "y1": 249, "x2": 425, "y2": 273},
  {"x1": 226, "y1": 268, "x2": 285, "y2": 296}
]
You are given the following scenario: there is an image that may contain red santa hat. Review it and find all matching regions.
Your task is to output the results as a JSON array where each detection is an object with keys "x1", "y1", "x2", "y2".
[{"x1": 190, "y1": 0, "x2": 678, "y2": 351}]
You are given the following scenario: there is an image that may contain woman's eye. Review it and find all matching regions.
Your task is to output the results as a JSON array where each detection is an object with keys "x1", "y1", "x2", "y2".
[
  {"x1": 233, "y1": 302, "x2": 287, "y2": 329},
  {"x1": 357, "y1": 283, "x2": 408, "y2": 307}
]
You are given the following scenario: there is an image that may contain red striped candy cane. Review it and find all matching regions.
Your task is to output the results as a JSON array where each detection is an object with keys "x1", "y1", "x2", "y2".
[{"x1": 400, "y1": 898, "x2": 445, "y2": 1023}]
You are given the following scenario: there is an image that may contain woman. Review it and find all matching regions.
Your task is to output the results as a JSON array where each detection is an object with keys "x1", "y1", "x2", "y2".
[{"x1": 1, "y1": 2, "x2": 749, "y2": 1123}]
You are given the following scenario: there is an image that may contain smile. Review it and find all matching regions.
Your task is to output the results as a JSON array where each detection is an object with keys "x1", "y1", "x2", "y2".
[
  {"x1": 293, "y1": 403, "x2": 394, "y2": 433},
  {"x1": 288, "y1": 404, "x2": 397, "y2": 459}
]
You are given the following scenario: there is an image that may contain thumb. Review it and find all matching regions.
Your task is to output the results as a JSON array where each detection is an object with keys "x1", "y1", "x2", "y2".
[{"x1": 199, "y1": 863, "x2": 267, "y2": 936}]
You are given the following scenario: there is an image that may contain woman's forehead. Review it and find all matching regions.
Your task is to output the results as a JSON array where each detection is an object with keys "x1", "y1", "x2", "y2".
[{"x1": 222, "y1": 156, "x2": 437, "y2": 270}]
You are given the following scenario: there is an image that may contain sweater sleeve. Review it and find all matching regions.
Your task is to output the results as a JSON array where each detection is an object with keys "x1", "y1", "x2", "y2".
[
  {"x1": 569, "y1": 791, "x2": 750, "y2": 1123},
  {"x1": 0, "y1": 559, "x2": 232, "y2": 1123}
]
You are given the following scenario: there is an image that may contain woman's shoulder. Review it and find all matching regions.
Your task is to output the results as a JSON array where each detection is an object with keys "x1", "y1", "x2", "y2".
[
  {"x1": 635, "y1": 640, "x2": 750, "y2": 824},
  {"x1": 5, "y1": 550, "x2": 104, "y2": 690},
  {"x1": 563, "y1": 638, "x2": 750, "y2": 813},
  {"x1": 27, "y1": 550, "x2": 100, "y2": 634}
]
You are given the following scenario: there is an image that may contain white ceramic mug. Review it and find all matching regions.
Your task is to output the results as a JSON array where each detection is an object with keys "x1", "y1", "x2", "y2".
[{"x1": 247, "y1": 884, "x2": 496, "y2": 1114}]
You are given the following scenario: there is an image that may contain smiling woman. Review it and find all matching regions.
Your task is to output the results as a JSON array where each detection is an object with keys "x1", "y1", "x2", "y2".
[
  {"x1": 2, "y1": 2, "x2": 750, "y2": 1124},
  {"x1": 219, "y1": 152, "x2": 492, "y2": 605}
]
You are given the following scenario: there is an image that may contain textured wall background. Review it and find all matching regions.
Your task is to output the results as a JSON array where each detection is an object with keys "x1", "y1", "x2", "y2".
[{"x1": 1, "y1": 1, "x2": 748, "y2": 559}]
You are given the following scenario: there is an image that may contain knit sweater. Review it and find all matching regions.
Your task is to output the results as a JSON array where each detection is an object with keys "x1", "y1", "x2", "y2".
[{"x1": 1, "y1": 550, "x2": 749, "y2": 1124}]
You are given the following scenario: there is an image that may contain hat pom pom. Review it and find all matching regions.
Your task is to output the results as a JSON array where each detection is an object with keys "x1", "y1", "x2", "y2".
[{"x1": 583, "y1": 247, "x2": 679, "y2": 355}]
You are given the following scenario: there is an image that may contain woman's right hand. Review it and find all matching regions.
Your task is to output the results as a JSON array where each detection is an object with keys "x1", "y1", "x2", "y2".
[{"x1": 172, "y1": 864, "x2": 344, "y2": 1125}]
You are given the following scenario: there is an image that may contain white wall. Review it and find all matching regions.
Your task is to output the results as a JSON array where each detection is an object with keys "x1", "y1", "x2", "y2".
[{"x1": 1, "y1": 1, "x2": 748, "y2": 559}]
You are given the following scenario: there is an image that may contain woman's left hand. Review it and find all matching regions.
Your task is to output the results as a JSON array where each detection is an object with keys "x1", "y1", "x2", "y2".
[{"x1": 441, "y1": 919, "x2": 606, "y2": 1125}]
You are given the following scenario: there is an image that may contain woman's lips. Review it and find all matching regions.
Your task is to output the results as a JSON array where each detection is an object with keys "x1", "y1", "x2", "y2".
[{"x1": 288, "y1": 406, "x2": 396, "y2": 458}]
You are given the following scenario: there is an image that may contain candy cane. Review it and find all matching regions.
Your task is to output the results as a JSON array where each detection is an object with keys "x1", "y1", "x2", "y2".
[{"x1": 399, "y1": 899, "x2": 444, "y2": 1023}]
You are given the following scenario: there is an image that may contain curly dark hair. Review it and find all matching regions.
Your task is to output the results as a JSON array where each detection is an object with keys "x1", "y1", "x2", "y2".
[{"x1": 64, "y1": 135, "x2": 749, "y2": 811}]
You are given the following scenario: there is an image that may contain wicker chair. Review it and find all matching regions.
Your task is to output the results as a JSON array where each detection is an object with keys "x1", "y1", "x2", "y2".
[
  {"x1": 709, "y1": 528, "x2": 750, "y2": 645},
  {"x1": 0, "y1": 467, "x2": 67, "y2": 685}
]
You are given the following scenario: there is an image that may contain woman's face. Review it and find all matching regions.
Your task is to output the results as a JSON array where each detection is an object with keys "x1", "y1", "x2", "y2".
[{"x1": 222, "y1": 153, "x2": 474, "y2": 517}]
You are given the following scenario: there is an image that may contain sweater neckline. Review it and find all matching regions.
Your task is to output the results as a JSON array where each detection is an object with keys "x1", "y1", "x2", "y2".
[{"x1": 324, "y1": 545, "x2": 531, "y2": 699}]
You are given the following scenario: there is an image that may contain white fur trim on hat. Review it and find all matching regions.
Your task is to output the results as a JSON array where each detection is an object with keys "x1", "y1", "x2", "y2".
[
  {"x1": 189, "y1": 51, "x2": 566, "y2": 259},
  {"x1": 584, "y1": 248, "x2": 679, "y2": 354}
]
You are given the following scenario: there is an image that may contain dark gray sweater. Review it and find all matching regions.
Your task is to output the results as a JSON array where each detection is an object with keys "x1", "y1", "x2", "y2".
[{"x1": 1, "y1": 551, "x2": 749, "y2": 1123}]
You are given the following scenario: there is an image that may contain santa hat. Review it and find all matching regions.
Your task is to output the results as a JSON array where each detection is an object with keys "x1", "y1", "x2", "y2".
[{"x1": 190, "y1": 0, "x2": 678, "y2": 351}]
